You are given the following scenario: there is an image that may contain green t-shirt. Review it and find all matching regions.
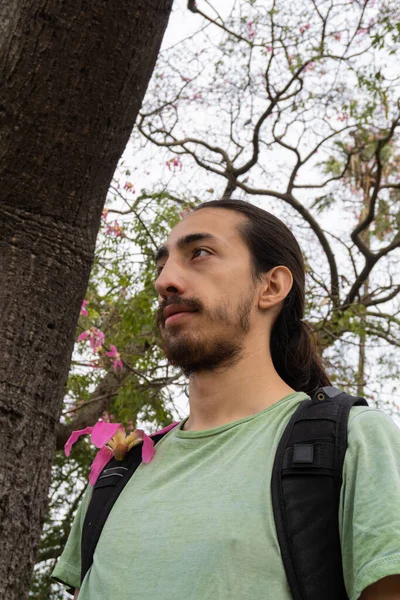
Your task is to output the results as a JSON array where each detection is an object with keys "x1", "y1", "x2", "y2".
[{"x1": 52, "y1": 391, "x2": 400, "y2": 600}]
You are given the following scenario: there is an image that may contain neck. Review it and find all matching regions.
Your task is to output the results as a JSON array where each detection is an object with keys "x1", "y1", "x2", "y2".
[{"x1": 184, "y1": 346, "x2": 296, "y2": 432}]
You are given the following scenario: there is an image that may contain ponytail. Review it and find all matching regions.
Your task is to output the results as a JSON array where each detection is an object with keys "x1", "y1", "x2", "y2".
[{"x1": 270, "y1": 312, "x2": 331, "y2": 398}]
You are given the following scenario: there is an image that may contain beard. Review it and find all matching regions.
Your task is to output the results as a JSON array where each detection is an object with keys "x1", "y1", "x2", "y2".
[{"x1": 156, "y1": 287, "x2": 256, "y2": 378}]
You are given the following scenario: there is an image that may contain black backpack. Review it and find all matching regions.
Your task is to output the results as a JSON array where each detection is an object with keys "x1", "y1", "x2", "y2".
[{"x1": 80, "y1": 386, "x2": 368, "y2": 599}]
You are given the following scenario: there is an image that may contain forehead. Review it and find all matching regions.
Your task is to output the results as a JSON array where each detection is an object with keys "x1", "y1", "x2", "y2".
[
  {"x1": 172, "y1": 208, "x2": 243, "y2": 245},
  {"x1": 155, "y1": 208, "x2": 244, "y2": 263}
]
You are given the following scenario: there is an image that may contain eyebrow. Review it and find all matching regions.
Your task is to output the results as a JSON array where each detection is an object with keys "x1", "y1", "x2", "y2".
[{"x1": 154, "y1": 233, "x2": 221, "y2": 265}]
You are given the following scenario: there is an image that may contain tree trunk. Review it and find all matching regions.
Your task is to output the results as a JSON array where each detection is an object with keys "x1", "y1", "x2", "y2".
[{"x1": 0, "y1": 1, "x2": 173, "y2": 597}]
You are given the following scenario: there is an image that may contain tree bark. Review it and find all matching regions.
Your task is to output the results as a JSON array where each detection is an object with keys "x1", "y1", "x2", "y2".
[{"x1": 0, "y1": 1, "x2": 173, "y2": 598}]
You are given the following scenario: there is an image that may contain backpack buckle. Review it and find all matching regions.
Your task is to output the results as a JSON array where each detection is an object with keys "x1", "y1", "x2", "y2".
[
  {"x1": 292, "y1": 443, "x2": 314, "y2": 464},
  {"x1": 314, "y1": 386, "x2": 342, "y2": 402}
]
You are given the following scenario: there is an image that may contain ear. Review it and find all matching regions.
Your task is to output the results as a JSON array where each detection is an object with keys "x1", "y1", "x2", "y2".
[{"x1": 258, "y1": 266, "x2": 293, "y2": 312}]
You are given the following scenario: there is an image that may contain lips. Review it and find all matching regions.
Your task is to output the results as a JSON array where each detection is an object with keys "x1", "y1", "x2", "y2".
[{"x1": 163, "y1": 304, "x2": 197, "y2": 321}]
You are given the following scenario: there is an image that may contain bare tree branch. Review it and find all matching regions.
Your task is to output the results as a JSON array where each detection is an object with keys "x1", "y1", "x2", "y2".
[
  {"x1": 187, "y1": 0, "x2": 257, "y2": 46},
  {"x1": 234, "y1": 65, "x2": 307, "y2": 177},
  {"x1": 351, "y1": 115, "x2": 400, "y2": 258},
  {"x1": 365, "y1": 325, "x2": 400, "y2": 348},
  {"x1": 363, "y1": 283, "x2": 400, "y2": 307}
]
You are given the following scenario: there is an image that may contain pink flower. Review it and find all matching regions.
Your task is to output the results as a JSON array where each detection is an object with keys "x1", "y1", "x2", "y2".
[
  {"x1": 123, "y1": 181, "x2": 135, "y2": 192},
  {"x1": 106, "y1": 221, "x2": 125, "y2": 238},
  {"x1": 101, "y1": 208, "x2": 109, "y2": 222},
  {"x1": 305, "y1": 23, "x2": 310, "y2": 29},
  {"x1": 247, "y1": 21, "x2": 256, "y2": 40},
  {"x1": 114, "y1": 358, "x2": 123, "y2": 371},
  {"x1": 166, "y1": 156, "x2": 183, "y2": 171},
  {"x1": 333, "y1": 32, "x2": 341, "y2": 41},
  {"x1": 77, "y1": 327, "x2": 105, "y2": 353},
  {"x1": 266, "y1": 46, "x2": 273, "y2": 52},
  {"x1": 80, "y1": 300, "x2": 88, "y2": 316},
  {"x1": 106, "y1": 344, "x2": 124, "y2": 372},
  {"x1": 65, "y1": 423, "x2": 123, "y2": 485},
  {"x1": 65, "y1": 421, "x2": 180, "y2": 485}
]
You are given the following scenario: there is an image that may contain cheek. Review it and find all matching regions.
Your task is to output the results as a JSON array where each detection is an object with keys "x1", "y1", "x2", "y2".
[
  {"x1": 199, "y1": 263, "x2": 249, "y2": 308},
  {"x1": 213, "y1": 265, "x2": 248, "y2": 293}
]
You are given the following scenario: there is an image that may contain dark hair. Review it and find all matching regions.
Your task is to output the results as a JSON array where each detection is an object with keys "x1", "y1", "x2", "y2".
[{"x1": 191, "y1": 198, "x2": 331, "y2": 398}]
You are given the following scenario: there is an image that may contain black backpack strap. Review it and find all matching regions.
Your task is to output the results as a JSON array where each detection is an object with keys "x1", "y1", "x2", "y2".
[
  {"x1": 80, "y1": 431, "x2": 168, "y2": 585},
  {"x1": 271, "y1": 386, "x2": 368, "y2": 600}
]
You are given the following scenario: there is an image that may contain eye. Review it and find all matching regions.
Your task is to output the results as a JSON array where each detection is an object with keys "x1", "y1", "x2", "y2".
[
  {"x1": 192, "y1": 247, "x2": 212, "y2": 260},
  {"x1": 156, "y1": 247, "x2": 212, "y2": 275}
]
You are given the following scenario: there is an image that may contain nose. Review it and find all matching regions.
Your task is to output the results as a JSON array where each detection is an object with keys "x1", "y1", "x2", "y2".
[{"x1": 154, "y1": 258, "x2": 186, "y2": 299}]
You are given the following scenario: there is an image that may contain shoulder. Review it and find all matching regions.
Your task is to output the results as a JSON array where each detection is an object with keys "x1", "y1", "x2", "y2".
[
  {"x1": 346, "y1": 405, "x2": 400, "y2": 458},
  {"x1": 343, "y1": 405, "x2": 400, "y2": 478},
  {"x1": 340, "y1": 405, "x2": 400, "y2": 599},
  {"x1": 347, "y1": 405, "x2": 400, "y2": 443}
]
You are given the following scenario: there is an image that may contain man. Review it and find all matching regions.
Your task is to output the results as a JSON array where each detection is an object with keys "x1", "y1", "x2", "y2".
[{"x1": 52, "y1": 199, "x2": 400, "y2": 599}]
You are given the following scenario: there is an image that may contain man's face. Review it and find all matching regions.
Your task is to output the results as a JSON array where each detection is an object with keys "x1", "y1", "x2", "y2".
[{"x1": 154, "y1": 208, "x2": 262, "y2": 377}]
